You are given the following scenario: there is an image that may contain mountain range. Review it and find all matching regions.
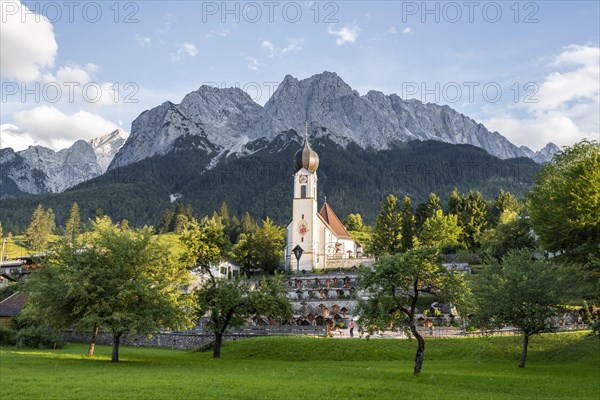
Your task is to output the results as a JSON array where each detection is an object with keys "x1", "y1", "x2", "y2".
[
  {"x1": 109, "y1": 71, "x2": 558, "y2": 172},
  {"x1": 0, "y1": 72, "x2": 558, "y2": 231},
  {"x1": 0, "y1": 129, "x2": 127, "y2": 198}
]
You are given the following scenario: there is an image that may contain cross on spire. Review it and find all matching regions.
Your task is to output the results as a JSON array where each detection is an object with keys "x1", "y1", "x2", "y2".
[{"x1": 305, "y1": 122, "x2": 308, "y2": 142}]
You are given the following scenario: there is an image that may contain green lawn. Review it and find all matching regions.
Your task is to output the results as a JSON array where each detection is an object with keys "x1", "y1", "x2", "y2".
[{"x1": 1, "y1": 332, "x2": 598, "y2": 399}]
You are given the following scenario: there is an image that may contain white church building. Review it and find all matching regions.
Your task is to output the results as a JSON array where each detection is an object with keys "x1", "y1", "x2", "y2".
[{"x1": 285, "y1": 131, "x2": 363, "y2": 273}]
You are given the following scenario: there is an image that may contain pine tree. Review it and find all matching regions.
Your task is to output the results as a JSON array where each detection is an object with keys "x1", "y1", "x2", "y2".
[
  {"x1": 65, "y1": 203, "x2": 81, "y2": 245},
  {"x1": 371, "y1": 194, "x2": 402, "y2": 256},
  {"x1": 426, "y1": 193, "x2": 442, "y2": 216},
  {"x1": 457, "y1": 191, "x2": 489, "y2": 249},
  {"x1": 446, "y1": 188, "x2": 461, "y2": 215},
  {"x1": 173, "y1": 214, "x2": 189, "y2": 234},
  {"x1": 26, "y1": 204, "x2": 53, "y2": 251},
  {"x1": 241, "y1": 212, "x2": 258, "y2": 234},
  {"x1": 159, "y1": 209, "x2": 175, "y2": 233},
  {"x1": 344, "y1": 213, "x2": 364, "y2": 231},
  {"x1": 400, "y1": 196, "x2": 416, "y2": 252}
]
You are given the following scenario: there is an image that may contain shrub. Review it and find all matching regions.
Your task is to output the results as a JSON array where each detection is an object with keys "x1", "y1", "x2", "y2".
[
  {"x1": 440, "y1": 242, "x2": 467, "y2": 254},
  {"x1": 0, "y1": 326, "x2": 16, "y2": 346},
  {"x1": 15, "y1": 326, "x2": 65, "y2": 349}
]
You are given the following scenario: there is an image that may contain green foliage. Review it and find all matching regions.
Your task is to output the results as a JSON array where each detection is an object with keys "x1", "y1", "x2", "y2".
[
  {"x1": 358, "y1": 246, "x2": 469, "y2": 374},
  {"x1": 14, "y1": 326, "x2": 65, "y2": 349},
  {"x1": 370, "y1": 194, "x2": 402, "y2": 256},
  {"x1": 479, "y1": 217, "x2": 536, "y2": 261},
  {"x1": 64, "y1": 203, "x2": 81, "y2": 245},
  {"x1": 343, "y1": 213, "x2": 364, "y2": 232},
  {"x1": 400, "y1": 196, "x2": 416, "y2": 252},
  {"x1": 0, "y1": 326, "x2": 16, "y2": 346},
  {"x1": 180, "y1": 215, "x2": 230, "y2": 273},
  {"x1": 231, "y1": 218, "x2": 285, "y2": 275},
  {"x1": 24, "y1": 218, "x2": 194, "y2": 361},
  {"x1": 489, "y1": 189, "x2": 521, "y2": 226},
  {"x1": 0, "y1": 283, "x2": 19, "y2": 301},
  {"x1": 196, "y1": 275, "x2": 291, "y2": 357},
  {"x1": 0, "y1": 139, "x2": 541, "y2": 233},
  {"x1": 528, "y1": 140, "x2": 600, "y2": 268},
  {"x1": 456, "y1": 190, "x2": 489, "y2": 250},
  {"x1": 25, "y1": 204, "x2": 55, "y2": 251},
  {"x1": 418, "y1": 210, "x2": 462, "y2": 248},
  {"x1": 472, "y1": 249, "x2": 563, "y2": 367}
]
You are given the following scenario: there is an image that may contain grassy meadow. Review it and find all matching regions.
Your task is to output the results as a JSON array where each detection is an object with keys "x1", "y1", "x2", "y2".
[{"x1": 1, "y1": 332, "x2": 598, "y2": 399}]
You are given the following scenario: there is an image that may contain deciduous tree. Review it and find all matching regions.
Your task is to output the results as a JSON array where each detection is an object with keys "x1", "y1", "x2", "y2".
[
  {"x1": 358, "y1": 247, "x2": 468, "y2": 375},
  {"x1": 197, "y1": 276, "x2": 291, "y2": 358},
  {"x1": 473, "y1": 249, "x2": 562, "y2": 368}
]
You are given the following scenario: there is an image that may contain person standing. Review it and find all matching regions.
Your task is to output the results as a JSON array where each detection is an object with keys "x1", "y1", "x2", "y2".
[{"x1": 349, "y1": 319, "x2": 355, "y2": 337}]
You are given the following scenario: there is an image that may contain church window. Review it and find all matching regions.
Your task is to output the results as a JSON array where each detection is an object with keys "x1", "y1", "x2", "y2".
[
  {"x1": 302, "y1": 214, "x2": 304, "y2": 219},
  {"x1": 301, "y1": 185, "x2": 307, "y2": 198},
  {"x1": 301, "y1": 237, "x2": 304, "y2": 242}
]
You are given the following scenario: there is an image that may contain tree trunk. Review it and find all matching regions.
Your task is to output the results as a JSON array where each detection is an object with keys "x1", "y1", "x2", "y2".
[
  {"x1": 519, "y1": 333, "x2": 530, "y2": 368},
  {"x1": 410, "y1": 322, "x2": 426, "y2": 375},
  {"x1": 213, "y1": 333, "x2": 223, "y2": 358},
  {"x1": 87, "y1": 323, "x2": 99, "y2": 357},
  {"x1": 111, "y1": 332, "x2": 122, "y2": 363}
]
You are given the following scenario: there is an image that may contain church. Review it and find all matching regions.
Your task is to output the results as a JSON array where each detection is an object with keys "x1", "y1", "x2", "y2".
[{"x1": 285, "y1": 129, "x2": 361, "y2": 272}]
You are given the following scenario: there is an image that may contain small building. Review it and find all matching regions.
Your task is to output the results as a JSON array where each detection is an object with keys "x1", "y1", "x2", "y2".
[{"x1": 0, "y1": 292, "x2": 27, "y2": 328}]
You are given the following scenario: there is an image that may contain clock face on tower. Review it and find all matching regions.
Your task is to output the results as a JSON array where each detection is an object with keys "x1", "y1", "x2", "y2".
[
  {"x1": 299, "y1": 175, "x2": 308, "y2": 183},
  {"x1": 298, "y1": 220, "x2": 309, "y2": 236}
]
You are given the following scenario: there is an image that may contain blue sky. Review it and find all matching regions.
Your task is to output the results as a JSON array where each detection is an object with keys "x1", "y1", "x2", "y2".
[{"x1": 1, "y1": 0, "x2": 599, "y2": 151}]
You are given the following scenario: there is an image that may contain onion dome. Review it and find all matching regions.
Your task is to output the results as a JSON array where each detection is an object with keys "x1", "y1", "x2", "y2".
[{"x1": 294, "y1": 132, "x2": 319, "y2": 173}]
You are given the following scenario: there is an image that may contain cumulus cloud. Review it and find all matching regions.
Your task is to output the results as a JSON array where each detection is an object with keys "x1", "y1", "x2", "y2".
[
  {"x1": 328, "y1": 23, "x2": 361, "y2": 46},
  {"x1": 388, "y1": 27, "x2": 397, "y2": 34},
  {"x1": 0, "y1": 0, "x2": 58, "y2": 82},
  {"x1": 483, "y1": 44, "x2": 600, "y2": 150},
  {"x1": 2, "y1": 106, "x2": 122, "y2": 150},
  {"x1": 403, "y1": 27, "x2": 412, "y2": 34}
]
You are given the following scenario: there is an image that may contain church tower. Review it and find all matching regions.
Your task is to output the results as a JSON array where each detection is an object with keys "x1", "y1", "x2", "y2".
[{"x1": 289, "y1": 125, "x2": 320, "y2": 272}]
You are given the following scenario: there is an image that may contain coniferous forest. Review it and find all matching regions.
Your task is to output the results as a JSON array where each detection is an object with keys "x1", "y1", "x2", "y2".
[{"x1": 0, "y1": 136, "x2": 540, "y2": 233}]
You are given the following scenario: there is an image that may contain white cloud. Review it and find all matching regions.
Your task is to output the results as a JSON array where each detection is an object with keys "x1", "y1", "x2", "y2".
[
  {"x1": 388, "y1": 27, "x2": 397, "y2": 34},
  {"x1": 281, "y1": 38, "x2": 304, "y2": 54},
  {"x1": 328, "y1": 23, "x2": 361, "y2": 46},
  {"x1": 403, "y1": 27, "x2": 412, "y2": 34},
  {"x1": 0, "y1": 124, "x2": 38, "y2": 151},
  {"x1": 5, "y1": 106, "x2": 122, "y2": 150},
  {"x1": 261, "y1": 40, "x2": 275, "y2": 58},
  {"x1": 205, "y1": 28, "x2": 230, "y2": 39},
  {"x1": 482, "y1": 44, "x2": 600, "y2": 150},
  {"x1": 246, "y1": 57, "x2": 260, "y2": 71},
  {"x1": 171, "y1": 43, "x2": 198, "y2": 61},
  {"x1": 260, "y1": 38, "x2": 303, "y2": 57},
  {"x1": 135, "y1": 35, "x2": 152, "y2": 47},
  {"x1": 0, "y1": 0, "x2": 58, "y2": 82}
]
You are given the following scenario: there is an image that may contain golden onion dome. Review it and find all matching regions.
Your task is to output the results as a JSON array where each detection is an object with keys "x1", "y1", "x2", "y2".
[{"x1": 294, "y1": 135, "x2": 319, "y2": 173}]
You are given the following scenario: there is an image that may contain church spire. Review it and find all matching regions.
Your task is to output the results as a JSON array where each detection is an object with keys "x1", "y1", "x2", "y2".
[{"x1": 293, "y1": 122, "x2": 320, "y2": 173}]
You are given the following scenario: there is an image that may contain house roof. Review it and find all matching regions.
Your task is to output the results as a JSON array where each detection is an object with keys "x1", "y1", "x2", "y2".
[
  {"x1": 318, "y1": 202, "x2": 352, "y2": 238},
  {"x1": 0, "y1": 292, "x2": 27, "y2": 317}
]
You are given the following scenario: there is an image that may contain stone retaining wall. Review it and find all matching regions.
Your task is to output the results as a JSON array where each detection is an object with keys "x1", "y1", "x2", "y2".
[{"x1": 63, "y1": 331, "x2": 250, "y2": 350}]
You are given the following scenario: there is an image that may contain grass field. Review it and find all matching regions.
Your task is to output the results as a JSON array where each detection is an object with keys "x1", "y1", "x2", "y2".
[{"x1": 1, "y1": 332, "x2": 598, "y2": 399}]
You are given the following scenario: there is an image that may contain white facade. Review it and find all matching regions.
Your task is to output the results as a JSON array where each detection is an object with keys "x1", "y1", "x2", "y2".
[{"x1": 285, "y1": 138, "x2": 358, "y2": 272}]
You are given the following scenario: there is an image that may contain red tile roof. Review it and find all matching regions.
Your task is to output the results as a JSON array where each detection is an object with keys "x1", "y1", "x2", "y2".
[{"x1": 318, "y1": 202, "x2": 352, "y2": 238}]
